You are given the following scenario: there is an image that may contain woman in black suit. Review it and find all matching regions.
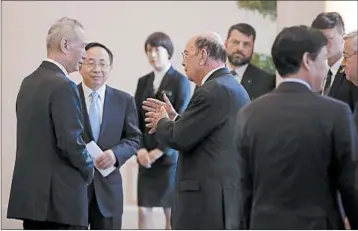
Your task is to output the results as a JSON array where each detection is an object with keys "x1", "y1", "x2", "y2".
[{"x1": 134, "y1": 32, "x2": 191, "y2": 229}]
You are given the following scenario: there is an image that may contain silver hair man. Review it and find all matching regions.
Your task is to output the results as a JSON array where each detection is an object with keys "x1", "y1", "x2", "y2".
[{"x1": 343, "y1": 30, "x2": 358, "y2": 85}]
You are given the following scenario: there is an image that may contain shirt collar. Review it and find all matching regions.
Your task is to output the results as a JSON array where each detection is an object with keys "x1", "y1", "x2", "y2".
[
  {"x1": 82, "y1": 82, "x2": 106, "y2": 100},
  {"x1": 44, "y1": 58, "x2": 69, "y2": 77},
  {"x1": 201, "y1": 66, "x2": 225, "y2": 86},
  {"x1": 232, "y1": 63, "x2": 249, "y2": 77},
  {"x1": 329, "y1": 56, "x2": 344, "y2": 77},
  {"x1": 281, "y1": 78, "x2": 311, "y2": 90},
  {"x1": 154, "y1": 63, "x2": 171, "y2": 78}
]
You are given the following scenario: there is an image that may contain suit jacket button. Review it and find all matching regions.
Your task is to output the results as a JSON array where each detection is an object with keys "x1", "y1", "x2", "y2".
[{"x1": 248, "y1": 80, "x2": 252, "y2": 84}]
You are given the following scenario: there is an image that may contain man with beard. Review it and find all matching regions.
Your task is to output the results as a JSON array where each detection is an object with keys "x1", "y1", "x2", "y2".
[
  {"x1": 312, "y1": 12, "x2": 358, "y2": 112},
  {"x1": 225, "y1": 23, "x2": 276, "y2": 100}
]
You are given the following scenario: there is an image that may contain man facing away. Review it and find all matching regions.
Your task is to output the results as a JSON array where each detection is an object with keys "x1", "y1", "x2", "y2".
[
  {"x1": 235, "y1": 25, "x2": 358, "y2": 229},
  {"x1": 77, "y1": 42, "x2": 141, "y2": 229},
  {"x1": 142, "y1": 32, "x2": 250, "y2": 229},
  {"x1": 312, "y1": 12, "x2": 358, "y2": 111},
  {"x1": 7, "y1": 17, "x2": 94, "y2": 229},
  {"x1": 225, "y1": 23, "x2": 276, "y2": 100}
]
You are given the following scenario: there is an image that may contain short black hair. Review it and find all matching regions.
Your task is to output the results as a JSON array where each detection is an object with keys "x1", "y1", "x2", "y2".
[
  {"x1": 271, "y1": 25, "x2": 327, "y2": 78},
  {"x1": 227, "y1": 23, "x2": 256, "y2": 41},
  {"x1": 311, "y1": 12, "x2": 345, "y2": 34},
  {"x1": 144, "y1": 32, "x2": 174, "y2": 59},
  {"x1": 194, "y1": 36, "x2": 227, "y2": 63},
  {"x1": 85, "y1": 42, "x2": 114, "y2": 65}
]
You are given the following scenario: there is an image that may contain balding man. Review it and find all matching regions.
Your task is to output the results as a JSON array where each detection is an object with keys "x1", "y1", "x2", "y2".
[
  {"x1": 7, "y1": 17, "x2": 94, "y2": 229},
  {"x1": 142, "y1": 32, "x2": 250, "y2": 229}
]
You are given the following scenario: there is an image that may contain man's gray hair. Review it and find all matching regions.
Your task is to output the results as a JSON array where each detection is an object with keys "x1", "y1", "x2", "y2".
[
  {"x1": 194, "y1": 33, "x2": 227, "y2": 63},
  {"x1": 46, "y1": 17, "x2": 83, "y2": 50},
  {"x1": 344, "y1": 30, "x2": 357, "y2": 51}
]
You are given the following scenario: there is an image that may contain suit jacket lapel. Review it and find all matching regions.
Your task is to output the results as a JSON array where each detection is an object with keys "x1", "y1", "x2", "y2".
[
  {"x1": 77, "y1": 84, "x2": 93, "y2": 143},
  {"x1": 241, "y1": 64, "x2": 253, "y2": 91},
  {"x1": 97, "y1": 87, "x2": 114, "y2": 145},
  {"x1": 156, "y1": 66, "x2": 174, "y2": 96},
  {"x1": 329, "y1": 66, "x2": 345, "y2": 97}
]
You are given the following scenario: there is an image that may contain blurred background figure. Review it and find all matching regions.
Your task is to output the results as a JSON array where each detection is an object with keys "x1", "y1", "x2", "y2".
[
  {"x1": 311, "y1": 12, "x2": 358, "y2": 111},
  {"x1": 342, "y1": 30, "x2": 358, "y2": 228},
  {"x1": 134, "y1": 32, "x2": 191, "y2": 229},
  {"x1": 225, "y1": 23, "x2": 276, "y2": 100},
  {"x1": 343, "y1": 30, "x2": 358, "y2": 86}
]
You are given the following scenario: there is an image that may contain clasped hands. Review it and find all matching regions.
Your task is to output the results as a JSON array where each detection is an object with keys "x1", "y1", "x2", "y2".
[
  {"x1": 142, "y1": 93, "x2": 178, "y2": 134},
  {"x1": 137, "y1": 148, "x2": 164, "y2": 168},
  {"x1": 95, "y1": 149, "x2": 116, "y2": 169}
]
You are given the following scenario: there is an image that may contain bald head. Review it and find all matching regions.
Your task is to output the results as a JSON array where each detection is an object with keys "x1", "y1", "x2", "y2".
[
  {"x1": 182, "y1": 32, "x2": 227, "y2": 86},
  {"x1": 189, "y1": 32, "x2": 227, "y2": 63},
  {"x1": 46, "y1": 17, "x2": 84, "y2": 52}
]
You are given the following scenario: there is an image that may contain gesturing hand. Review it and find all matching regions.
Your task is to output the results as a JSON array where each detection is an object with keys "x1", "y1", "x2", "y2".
[{"x1": 143, "y1": 93, "x2": 178, "y2": 121}]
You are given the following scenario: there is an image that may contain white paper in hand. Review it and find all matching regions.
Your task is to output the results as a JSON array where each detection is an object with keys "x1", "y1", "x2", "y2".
[{"x1": 86, "y1": 141, "x2": 116, "y2": 177}]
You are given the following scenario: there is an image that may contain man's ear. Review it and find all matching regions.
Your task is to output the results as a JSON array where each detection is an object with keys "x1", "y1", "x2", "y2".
[
  {"x1": 199, "y1": 49, "x2": 208, "y2": 66},
  {"x1": 60, "y1": 37, "x2": 69, "y2": 54},
  {"x1": 302, "y1": 52, "x2": 311, "y2": 71}
]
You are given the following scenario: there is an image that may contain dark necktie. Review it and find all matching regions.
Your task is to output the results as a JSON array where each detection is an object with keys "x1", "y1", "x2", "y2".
[{"x1": 323, "y1": 69, "x2": 333, "y2": 95}]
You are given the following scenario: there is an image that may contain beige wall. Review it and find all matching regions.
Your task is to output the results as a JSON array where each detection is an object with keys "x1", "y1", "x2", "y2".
[{"x1": 1, "y1": 1, "x2": 277, "y2": 228}]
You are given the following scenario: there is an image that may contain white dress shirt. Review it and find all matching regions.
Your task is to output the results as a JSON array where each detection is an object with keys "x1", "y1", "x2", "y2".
[
  {"x1": 44, "y1": 58, "x2": 70, "y2": 78},
  {"x1": 281, "y1": 78, "x2": 311, "y2": 90},
  {"x1": 82, "y1": 82, "x2": 106, "y2": 124},
  {"x1": 230, "y1": 63, "x2": 249, "y2": 83},
  {"x1": 201, "y1": 66, "x2": 226, "y2": 86},
  {"x1": 153, "y1": 64, "x2": 171, "y2": 93}
]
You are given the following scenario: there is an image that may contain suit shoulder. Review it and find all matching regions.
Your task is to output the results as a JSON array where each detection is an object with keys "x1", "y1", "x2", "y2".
[
  {"x1": 171, "y1": 68, "x2": 187, "y2": 79},
  {"x1": 249, "y1": 64, "x2": 273, "y2": 77},
  {"x1": 138, "y1": 72, "x2": 153, "y2": 82},
  {"x1": 107, "y1": 86, "x2": 133, "y2": 100},
  {"x1": 317, "y1": 94, "x2": 351, "y2": 110}
]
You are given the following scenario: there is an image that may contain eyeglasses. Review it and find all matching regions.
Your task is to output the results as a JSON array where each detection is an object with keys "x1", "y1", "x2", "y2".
[
  {"x1": 82, "y1": 62, "x2": 111, "y2": 71},
  {"x1": 343, "y1": 51, "x2": 357, "y2": 61},
  {"x1": 181, "y1": 51, "x2": 197, "y2": 61}
]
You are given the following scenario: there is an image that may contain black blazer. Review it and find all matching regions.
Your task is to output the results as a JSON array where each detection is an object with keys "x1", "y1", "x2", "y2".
[
  {"x1": 193, "y1": 64, "x2": 276, "y2": 99},
  {"x1": 7, "y1": 61, "x2": 94, "y2": 226},
  {"x1": 78, "y1": 84, "x2": 141, "y2": 218},
  {"x1": 235, "y1": 82, "x2": 358, "y2": 229},
  {"x1": 155, "y1": 67, "x2": 251, "y2": 229},
  {"x1": 328, "y1": 65, "x2": 358, "y2": 112},
  {"x1": 134, "y1": 66, "x2": 191, "y2": 165},
  {"x1": 241, "y1": 63, "x2": 276, "y2": 100}
]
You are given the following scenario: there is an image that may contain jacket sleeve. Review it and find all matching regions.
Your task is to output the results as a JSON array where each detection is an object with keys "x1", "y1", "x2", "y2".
[{"x1": 50, "y1": 80, "x2": 94, "y2": 184}]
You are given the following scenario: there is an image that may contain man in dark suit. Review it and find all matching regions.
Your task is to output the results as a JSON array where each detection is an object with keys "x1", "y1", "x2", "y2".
[
  {"x1": 7, "y1": 17, "x2": 94, "y2": 229},
  {"x1": 143, "y1": 32, "x2": 251, "y2": 229},
  {"x1": 78, "y1": 42, "x2": 141, "y2": 229},
  {"x1": 342, "y1": 30, "x2": 358, "y2": 230},
  {"x1": 312, "y1": 12, "x2": 358, "y2": 111},
  {"x1": 235, "y1": 25, "x2": 358, "y2": 230},
  {"x1": 225, "y1": 23, "x2": 276, "y2": 100}
]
